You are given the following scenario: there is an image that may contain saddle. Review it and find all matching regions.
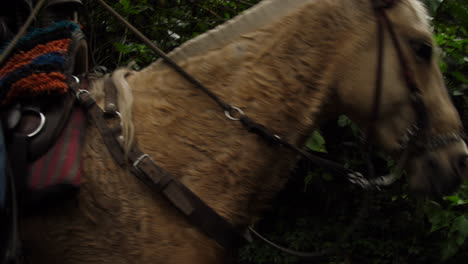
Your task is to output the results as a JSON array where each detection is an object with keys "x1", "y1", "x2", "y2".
[{"x1": 0, "y1": 17, "x2": 88, "y2": 263}]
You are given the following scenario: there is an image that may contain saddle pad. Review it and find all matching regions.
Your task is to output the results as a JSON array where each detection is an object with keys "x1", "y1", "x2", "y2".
[
  {"x1": 0, "y1": 123, "x2": 5, "y2": 209},
  {"x1": 0, "y1": 21, "x2": 81, "y2": 106},
  {"x1": 23, "y1": 107, "x2": 85, "y2": 207}
]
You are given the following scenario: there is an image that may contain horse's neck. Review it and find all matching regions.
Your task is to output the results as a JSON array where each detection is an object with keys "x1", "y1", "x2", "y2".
[
  {"x1": 146, "y1": 0, "x2": 314, "y2": 72},
  {"x1": 127, "y1": 0, "x2": 359, "y2": 226}
]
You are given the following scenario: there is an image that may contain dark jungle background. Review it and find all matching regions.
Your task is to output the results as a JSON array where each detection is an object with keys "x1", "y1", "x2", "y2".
[{"x1": 83, "y1": 0, "x2": 468, "y2": 263}]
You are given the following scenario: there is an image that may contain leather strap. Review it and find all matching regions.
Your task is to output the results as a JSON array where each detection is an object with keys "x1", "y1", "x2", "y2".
[
  {"x1": 71, "y1": 78, "x2": 125, "y2": 166},
  {"x1": 103, "y1": 77, "x2": 118, "y2": 114},
  {"x1": 127, "y1": 147, "x2": 244, "y2": 249},
  {"x1": 1, "y1": 165, "x2": 22, "y2": 264},
  {"x1": 70, "y1": 77, "x2": 245, "y2": 250}
]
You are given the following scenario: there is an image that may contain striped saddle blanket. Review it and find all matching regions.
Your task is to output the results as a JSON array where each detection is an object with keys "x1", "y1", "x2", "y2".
[{"x1": 0, "y1": 21, "x2": 86, "y2": 208}]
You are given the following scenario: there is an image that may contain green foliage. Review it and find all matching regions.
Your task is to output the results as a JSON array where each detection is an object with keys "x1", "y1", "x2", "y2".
[
  {"x1": 84, "y1": 0, "x2": 260, "y2": 69},
  {"x1": 86, "y1": 0, "x2": 468, "y2": 263},
  {"x1": 306, "y1": 130, "x2": 328, "y2": 153},
  {"x1": 419, "y1": 2, "x2": 468, "y2": 261}
]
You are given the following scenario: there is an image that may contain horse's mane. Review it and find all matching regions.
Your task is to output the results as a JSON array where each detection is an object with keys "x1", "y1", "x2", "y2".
[
  {"x1": 143, "y1": 0, "x2": 314, "y2": 72},
  {"x1": 88, "y1": 68, "x2": 135, "y2": 152}
]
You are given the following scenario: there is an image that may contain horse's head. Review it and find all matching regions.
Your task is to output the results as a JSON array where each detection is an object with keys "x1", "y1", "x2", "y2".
[{"x1": 336, "y1": 0, "x2": 467, "y2": 196}]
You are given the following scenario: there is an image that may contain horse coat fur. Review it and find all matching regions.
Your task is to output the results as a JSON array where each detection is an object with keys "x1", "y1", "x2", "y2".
[{"x1": 19, "y1": 0, "x2": 467, "y2": 263}]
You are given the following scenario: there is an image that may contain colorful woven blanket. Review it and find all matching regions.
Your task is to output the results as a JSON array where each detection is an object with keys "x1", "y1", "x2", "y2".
[
  {"x1": 0, "y1": 21, "x2": 86, "y2": 209},
  {"x1": 0, "y1": 21, "x2": 80, "y2": 106}
]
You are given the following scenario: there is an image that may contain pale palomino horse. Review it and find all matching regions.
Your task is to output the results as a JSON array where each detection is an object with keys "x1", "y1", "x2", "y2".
[{"x1": 20, "y1": 0, "x2": 468, "y2": 263}]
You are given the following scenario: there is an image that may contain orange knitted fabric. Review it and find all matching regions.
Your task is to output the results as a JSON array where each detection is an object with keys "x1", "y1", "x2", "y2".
[
  {"x1": 6, "y1": 72, "x2": 67, "y2": 102},
  {"x1": 0, "y1": 39, "x2": 70, "y2": 79}
]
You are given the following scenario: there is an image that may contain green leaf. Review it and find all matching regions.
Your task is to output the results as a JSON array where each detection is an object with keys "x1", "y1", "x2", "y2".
[
  {"x1": 306, "y1": 130, "x2": 327, "y2": 153},
  {"x1": 119, "y1": 0, "x2": 129, "y2": 8},
  {"x1": 441, "y1": 240, "x2": 459, "y2": 261},
  {"x1": 451, "y1": 71, "x2": 468, "y2": 83},
  {"x1": 425, "y1": 202, "x2": 456, "y2": 232},
  {"x1": 113, "y1": 42, "x2": 131, "y2": 54},
  {"x1": 429, "y1": 211, "x2": 453, "y2": 232},
  {"x1": 444, "y1": 195, "x2": 468, "y2": 206},
  {"x1": 303, "y1": 172, "x2": 315, "y2": 191},
  {"x1": 337, "y1": 115, "x2": 351, "y2": 127},
  {"x1": 450, "y1": 216, "x2": 468, "y2": 246},
  {"x1": 321, "y1": 173, "x2": 333, "y2": 181},
  {"x1": 442, "y1": 216, "x2": 468, "y2": 260}
]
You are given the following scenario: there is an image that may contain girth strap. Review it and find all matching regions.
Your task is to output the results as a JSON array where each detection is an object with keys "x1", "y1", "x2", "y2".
[{"x1": 70, "y1": 77, "x2": 245, "y2": 250}]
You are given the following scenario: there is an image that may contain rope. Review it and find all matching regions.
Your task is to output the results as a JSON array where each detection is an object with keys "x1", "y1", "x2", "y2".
[
  {"x1": 247, "y1": 192, "x2": 372, "y2": 260},
  {"x1": 0, "y1": 0, "x2": 48, "y2": 66}
]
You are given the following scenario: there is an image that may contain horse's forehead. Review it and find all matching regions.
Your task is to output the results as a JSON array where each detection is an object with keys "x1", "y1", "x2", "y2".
[{"x1": 388, "y1": 0, "x2": 431, "y2": 34}]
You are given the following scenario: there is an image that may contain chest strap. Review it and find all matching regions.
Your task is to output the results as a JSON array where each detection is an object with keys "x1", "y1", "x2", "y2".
[{"x1": 70, "y1": 77, "x2": 245, "y2": 250}]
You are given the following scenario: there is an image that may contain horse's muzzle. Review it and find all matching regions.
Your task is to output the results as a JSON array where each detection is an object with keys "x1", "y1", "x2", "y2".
[{"x1": 409, "y1": 141, "x2": 468, "y2": 196}]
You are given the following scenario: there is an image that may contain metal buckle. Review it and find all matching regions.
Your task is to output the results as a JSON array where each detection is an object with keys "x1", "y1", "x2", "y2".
[
  {"x1": 133, "y1": 154, "x2": 150, "y2": 168},
  {"x1": 22, "y1": 108, "x2": 46, "y2": 138},
  {"x1": 224, "y1": 106, "x2": 244, "y2": 121},
  {"x1": 75, "y1": 89, "x2": 90, "y2": 100},
  {"x1": 72, "y1": 75, "x2": 80, "y2": 84},
  {"x1": 104, "y1": 110, "x2": 121, "y2": 119}
]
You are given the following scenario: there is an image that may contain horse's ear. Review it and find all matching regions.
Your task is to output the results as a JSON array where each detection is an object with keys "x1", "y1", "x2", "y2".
[{"x1": 373, "y1": 0, "x2": 399, "y2": 9}]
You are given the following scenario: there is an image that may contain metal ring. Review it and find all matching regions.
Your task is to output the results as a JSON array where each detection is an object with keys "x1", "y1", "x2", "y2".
[
  {"x1": 133, "y1": 154, "x2": 150, "y2": 168},
  {"x1": 224, "y1": 107, "x2": 244, "y2": 121},
  {"x1": 72, "y1": 75, "x2": 80, "y2": 84},
  {"x1": 104, "y1": 110, "x2": 121, "y2": 118},
  {"x1": 22, "y1": 109, "x2": 46, "y2": 138},
  {"x1": 114, "y1": 111, "x2": 122, "y2": 126},
  {"x1": 76, "y1": 89, "x2": 90, "y2": 100}
]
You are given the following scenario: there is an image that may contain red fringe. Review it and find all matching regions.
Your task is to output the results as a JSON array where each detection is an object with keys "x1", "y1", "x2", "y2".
[
  {"x1": 5, "y1": 72, "x2": 67, "y2": 104},
  {"x1": 0, "y1": 39, "x2": 70, "y2": 79}
]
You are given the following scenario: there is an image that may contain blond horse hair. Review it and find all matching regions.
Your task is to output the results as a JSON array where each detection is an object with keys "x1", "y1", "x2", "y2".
[{"x1": 89, "y1": 68, "x2": 134, "y2": 152}]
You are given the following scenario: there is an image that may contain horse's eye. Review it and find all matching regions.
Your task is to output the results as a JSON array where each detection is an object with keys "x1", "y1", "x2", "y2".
[{"x1": 410, "y1": 41, "x2": 432, "y2": 62}]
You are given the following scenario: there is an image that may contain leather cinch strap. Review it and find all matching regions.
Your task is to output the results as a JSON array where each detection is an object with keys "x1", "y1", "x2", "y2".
[{"x1": 69, "y1": 78, "x2": 245, "y2": 250}]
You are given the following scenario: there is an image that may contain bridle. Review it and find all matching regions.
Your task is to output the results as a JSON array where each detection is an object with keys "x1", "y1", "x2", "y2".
[
  {"x1": 371, "y1": 0, "x2": 464, "y2": 178},
  {"x1": 372, "y1": 0, "x2": 429, "y2": 147}
]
